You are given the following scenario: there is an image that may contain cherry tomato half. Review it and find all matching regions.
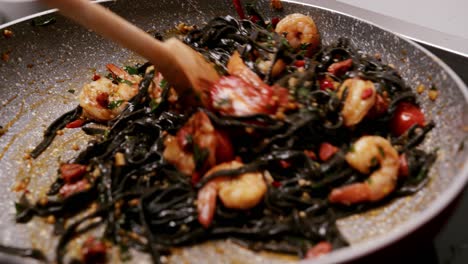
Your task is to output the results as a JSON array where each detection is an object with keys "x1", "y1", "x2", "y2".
[{"x1": 390, "y1": 102, "x2": 425, "y2": 136}]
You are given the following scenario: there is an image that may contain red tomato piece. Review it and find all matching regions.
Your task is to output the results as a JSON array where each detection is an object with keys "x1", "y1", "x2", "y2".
[
  {"x1": 272, "y1": 181, "x2": 282, "y2": 188},
  {"x1": 92, "y1": 73, "x2": 101, "y2": 81},
  {"x1": 390, "y1": 102, "x2": 425, "y2": 136},
  {"x1": 319, "y1": 143, "x2": 338, "y2": 161},
  {"x1": 214, "y1": 130, "x2": 234, "y2": 163},
  {"x1": 294, "y1": 60, "x2": 306, "y2": 67},
  {"x1": 66, "y1": 119, "x2": 86, "y2": 129},
  {"x1": 399, "y1": 154, "x2": 409, "y2": 178},
  {"x1": 60, "y1": 164, "x2": 87, "y2": 183},
  {"x1": 306, "y1": 241, "x2": 333, "y2": 259},
  {"x1": 82, "y1": 237, "x2": 107, "y2": 264}
]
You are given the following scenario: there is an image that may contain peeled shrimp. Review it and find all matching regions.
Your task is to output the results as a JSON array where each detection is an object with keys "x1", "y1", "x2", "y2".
[
  {"x1": 337, "y1": 78, "x2": 376, "y2": 127},
  {"x1": 79, "y1": 64, "x2": 141, "y2": 122},
  {"x1": 197, "y1": 161, "x2": 267, "y2": 228},
  {"x1": 329, "y1": 136, "x2": 399, "y2": 205},
  {"x1": 163, "y1": 111, "x2": 217, "y2": 175},
  {"x1": 275, "y1": 13, "x2": 320, "y2": 50}
]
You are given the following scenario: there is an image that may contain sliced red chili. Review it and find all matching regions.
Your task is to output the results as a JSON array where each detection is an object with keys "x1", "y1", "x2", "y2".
[
  {"x1": 60, "y1": 164, "x2": 87, "y2": 183},
  {"x1": 306, "y1": 241, "x2": 333, "y2": 259},
  {"x1": 65, "y1": 119, "x2": 85, "y2": 129},
  {"x1": 232, "y1": 0, "x2": 246, "y2": 19},
  {"x1": 271, "y1": 17, "x2": 280, "y2": 27},
  {"x1": 319, "y1": 143, "x2": 338, "y2": 161}
]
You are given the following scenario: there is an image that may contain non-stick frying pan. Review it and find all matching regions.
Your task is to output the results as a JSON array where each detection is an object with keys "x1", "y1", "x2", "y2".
[{"x1": 0, "y1": 0, "x2": 467, "y2": 263}]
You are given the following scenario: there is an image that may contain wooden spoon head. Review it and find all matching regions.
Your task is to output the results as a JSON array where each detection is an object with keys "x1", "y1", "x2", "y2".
[{"x1": 163, "y1": 38, "x2": 220, "y2": 105}]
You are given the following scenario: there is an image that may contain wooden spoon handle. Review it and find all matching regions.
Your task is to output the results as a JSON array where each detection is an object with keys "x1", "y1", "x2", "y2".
[{"x1": 40, "y1": 0, "x2": 187, "y2": 86}]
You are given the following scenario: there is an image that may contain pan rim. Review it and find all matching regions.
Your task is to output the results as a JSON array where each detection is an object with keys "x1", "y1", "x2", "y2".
[{"x1": 1, "y1": 1, "x2": 467, "y2": 263}]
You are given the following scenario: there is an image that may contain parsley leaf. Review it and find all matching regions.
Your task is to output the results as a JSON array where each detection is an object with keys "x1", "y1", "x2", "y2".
[
  {"x1": 108, "y1": 100, "x2": 124, "y2": 110},
  {"x1": 123, "y1": 66, "x2": 139, "y2": 75},
  {"x1": 149, "y1": 99, "x2": 160, "y2": 112},
  {"x1": 159, "y1": 79, "x2": 168, "y2": 88}
]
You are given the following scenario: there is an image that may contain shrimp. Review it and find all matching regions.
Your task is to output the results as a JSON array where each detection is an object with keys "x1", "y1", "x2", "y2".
[
  {"x1": 329, "y1": 136, "x2": 399, "y2": 205},
  {"x1": 275, "y1": 13, "x2": 320, "y2": 50},
  {"x1": 209, "y1": 51, "x2": 290, "y2": 116},
  {"x1": 197, "y1": 161, "x2": 267, "y2": 228},
  {"x1": 79, "y1": 64, "x2": 142, "y2": 122},
  {"x1": 337, "y1": 78, "x2": 377, "y2": 127},
  {"x1": 163, "y1": 111, "x2": 217, "y2": 176}
]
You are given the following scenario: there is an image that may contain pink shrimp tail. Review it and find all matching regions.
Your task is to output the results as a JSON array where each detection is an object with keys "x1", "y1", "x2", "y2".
[{"x1": 328, "y1": 183, "x2": 372, "y2": 205}]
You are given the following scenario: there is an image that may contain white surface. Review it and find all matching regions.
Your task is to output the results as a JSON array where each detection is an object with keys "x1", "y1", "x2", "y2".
[{"x1": 338, "y1": 0, "x2": 468, "y2": 40}]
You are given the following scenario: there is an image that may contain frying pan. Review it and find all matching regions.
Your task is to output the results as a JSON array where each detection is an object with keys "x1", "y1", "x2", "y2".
[{"x1": 0, "y1": 0, "x2": 467, "y2": 263}]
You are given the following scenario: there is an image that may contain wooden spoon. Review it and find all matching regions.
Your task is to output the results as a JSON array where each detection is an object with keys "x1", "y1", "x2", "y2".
[{"x1": 40, "y1": 0, "x2": 219, "y2": 104}]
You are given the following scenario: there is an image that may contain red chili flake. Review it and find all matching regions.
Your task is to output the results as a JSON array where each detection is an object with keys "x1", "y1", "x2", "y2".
[
  {"x1": 304, "y1": 150, "x2": 317, "y2": 160},
  {"x1": 271, "y1": 17, "x2": 280, "y2": 27},
  {"x1": 250, "y1": 15, "x2": 260, "y2": 24},
  {"x1": 294, "y1": 60, "x2": 306, "y2": 67},
  {"x1": 279, "y1": 160, "x2": 291, "y2": 169},
  {"x1": 96, "y1": 92, "x2": 109, "y2": 108},
  {"x1": 82, "y1": 237, "x2": 107, "y2": 264},
  {"x1": 272, "y1": 181, "x2": 282, "y2": 188},
  {"x1": 319, "y1": 143, "x2": 338, "y2": 161},
  {"x1": 232, "y1": 0, "x2": 246, "y2": 19},
  {"x1": 59, "y1": 179, "x2": 89, "y2": 198},
  {"x1": 60, "y1": 163, "x2": 87, "y2": 183},
  {"x1": 92, "y1": 73, "x2": 101, "y2": 81},
  {"x1": 361, "y1": 88, "x2": 374, "y2": 100},
  {"x1": 306, "y1": 241, "x2": 332, "y2": 259},
  {"x1": 66, "y1": 119, "x2": 86, "y2": 129},
  {"x1": 327, "y1": 58, "x2": 353, "y2": 76},
  {"x1": 319, "y1": 79, "x2": 335, "y2": 91},
  {"x1": 399, "y1": 154, "x2": 409, "y2": 178}
]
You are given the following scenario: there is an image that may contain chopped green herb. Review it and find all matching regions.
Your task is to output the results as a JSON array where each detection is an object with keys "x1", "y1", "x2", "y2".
[
  {"x1": 159, "y1": 79, "x2": 168, "y2": 88},
  {"x1": 119, "y1": 79, "x2": 134, "y2": 86},
  {"x1": 370, "y1": 156, "x2": 378, "y2": 167},
  {"x1": 300, "y1": 43, "x2": 310, "y2": 50},
  {"x1": 14, "y1": 202, "x2": 27, "y2": 217},
  {"x1": 149, "y1": 99, "x2": 160, "y2": 112},
  {"x1": 296, "y1": 86, "x2": 309, "y2": 99},
  {"x1": 67, "y1": 89, "x2": 75, "y2": 94},
  {"x1": 430, "y1": 84, "x2": 438, "y2": 90},
  {"x1": 123, "y1": 66, "x2": 139, "y2": 75},
  {"x1": 108, "y1": 100, "x2": 124, "y2": 110}
]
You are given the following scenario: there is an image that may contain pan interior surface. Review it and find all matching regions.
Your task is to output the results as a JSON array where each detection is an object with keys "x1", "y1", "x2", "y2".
[{"x1": 0, "y1": 0, "x2": 467, "y2": 263}]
